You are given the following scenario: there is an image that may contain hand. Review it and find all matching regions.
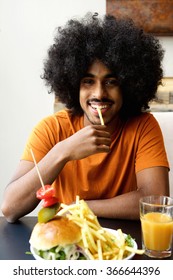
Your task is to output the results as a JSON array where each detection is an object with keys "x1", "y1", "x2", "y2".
[{"x1": 62, "y1": 125, "x2": 111, "y2": 160}]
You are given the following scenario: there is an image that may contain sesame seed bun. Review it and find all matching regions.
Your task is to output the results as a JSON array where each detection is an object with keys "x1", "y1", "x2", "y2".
[{"x1": 29, "y1": 216, "x2": 81, "y2": 250}]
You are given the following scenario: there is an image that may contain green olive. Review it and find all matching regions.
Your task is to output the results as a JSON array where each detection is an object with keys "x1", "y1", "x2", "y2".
[{"x1": 38, "y1": 203, "x2": 60, "y2": 223}]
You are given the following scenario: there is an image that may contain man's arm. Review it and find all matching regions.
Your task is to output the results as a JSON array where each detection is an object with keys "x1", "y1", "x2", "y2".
[
  {"x1": 86, "y1": 166, "x2": 169, "y2": 220},
  {"x1": 1, "y1": 142, "x2": 68, "y2": 223},
  {"x1": 1, "y1": 125, "x2": 111, "y2": 223}
]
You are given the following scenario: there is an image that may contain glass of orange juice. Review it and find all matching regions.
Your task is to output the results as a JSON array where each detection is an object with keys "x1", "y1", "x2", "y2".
[{"x1": 140, "y1": 195, "x2": 173, "y2": 258}]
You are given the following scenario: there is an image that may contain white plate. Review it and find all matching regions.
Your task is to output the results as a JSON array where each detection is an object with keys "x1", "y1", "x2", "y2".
[
  {"x1": 104, "y1": 227, "x2": 137, "y2": 260},
  {"x1": 30, "y1": 227, "x2": 137, "y2": 260},
  {"x1": 30, "y1": 245, "x2": 44, "y2": 260}
]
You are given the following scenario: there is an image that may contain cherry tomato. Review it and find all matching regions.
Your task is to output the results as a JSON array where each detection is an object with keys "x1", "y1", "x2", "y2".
[
  {"x1": 42, "y1": 197, "x2": 59, "y2": 207},
  {"x1": 36, "y1": 185, "x2": 56, "y2": 200}
]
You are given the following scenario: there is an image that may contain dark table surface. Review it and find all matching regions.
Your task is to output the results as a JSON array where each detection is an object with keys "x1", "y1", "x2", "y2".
[{"x1": 0, "y1": 216, "x2": 172, "y2": 260}]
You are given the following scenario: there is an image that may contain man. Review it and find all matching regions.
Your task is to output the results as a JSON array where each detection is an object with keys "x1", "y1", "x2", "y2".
[{"x1": 1, "y1": 13, "x2": 169, "y2": 222}]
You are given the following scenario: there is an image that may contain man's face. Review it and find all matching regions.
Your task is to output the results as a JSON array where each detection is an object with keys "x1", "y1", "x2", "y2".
[{"x1": 80, "y1": 60, "x2": 123, "y2": 128}]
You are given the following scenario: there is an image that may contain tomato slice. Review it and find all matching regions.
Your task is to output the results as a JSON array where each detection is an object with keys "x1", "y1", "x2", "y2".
[
  {"x1": 36, "y1": 185, "x2": 56, "y2": 200},
  {"x1": 42, "y1": 197, "x2": 59, "y2": 207}
]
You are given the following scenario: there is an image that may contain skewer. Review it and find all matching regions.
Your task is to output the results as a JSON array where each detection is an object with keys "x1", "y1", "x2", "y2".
[
  {"x1": 30, "y1": 148, "x2": 45, "y2": 190},
  {"x1": 96, "y1": 107, "x2": 104, "y2": 125}
]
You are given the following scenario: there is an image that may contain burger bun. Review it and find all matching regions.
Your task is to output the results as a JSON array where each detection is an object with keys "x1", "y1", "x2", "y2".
[{"x1": 29, "y1": 216, "x2": 81, "y2": 251}]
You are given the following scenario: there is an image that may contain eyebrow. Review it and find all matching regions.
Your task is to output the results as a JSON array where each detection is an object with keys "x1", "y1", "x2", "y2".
[{"x1": 82, "y1": 73, "x2": 116, "y2": 78}]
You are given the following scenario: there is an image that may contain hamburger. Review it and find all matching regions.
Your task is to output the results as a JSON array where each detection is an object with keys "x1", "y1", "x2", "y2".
[{"x1": 29, "y1": 216, "x2": 89, "y2": 260}]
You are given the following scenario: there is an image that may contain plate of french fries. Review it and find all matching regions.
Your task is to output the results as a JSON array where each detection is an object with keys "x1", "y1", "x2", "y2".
[{"x1": 55, "y1": 196, "x2": 144, "y2": 260}]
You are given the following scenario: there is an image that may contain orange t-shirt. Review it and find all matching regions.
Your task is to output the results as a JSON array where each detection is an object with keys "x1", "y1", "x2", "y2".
[{"x1": 21, "y1": 110, "x2": 169, "y2": 204}]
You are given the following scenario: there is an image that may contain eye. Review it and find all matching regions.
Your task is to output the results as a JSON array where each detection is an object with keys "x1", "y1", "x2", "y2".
[
  {"x1": 81, "y1": 78, "x2": 94, "y2": 86},
  {"x1": 105, "y1": 79, "x2": 119, "y2": 87}
]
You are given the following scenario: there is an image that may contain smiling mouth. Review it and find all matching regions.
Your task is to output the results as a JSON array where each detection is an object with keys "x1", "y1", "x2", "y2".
[
  {"x1": 88, "y1": 102, "x2": 112, "y2": 113},
  {"x1": 91, "y1": 104, "x2": 109, "y2": 110}
]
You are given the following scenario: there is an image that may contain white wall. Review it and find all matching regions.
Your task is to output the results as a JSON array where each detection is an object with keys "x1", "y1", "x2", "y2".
[
  {"x1": 158, "y1": 36, "x2": 173, "y2": 77},
  {"x1": 0, "y1": 0, "x2": 172, "y2": 217}
]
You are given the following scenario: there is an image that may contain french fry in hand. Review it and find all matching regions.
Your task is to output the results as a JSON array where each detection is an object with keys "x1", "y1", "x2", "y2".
[{"x1": 97, "y1": 107, "x2": 104, "y2": 125}]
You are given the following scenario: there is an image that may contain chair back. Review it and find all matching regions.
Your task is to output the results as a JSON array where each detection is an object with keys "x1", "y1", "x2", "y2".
[{"x1": 152, "y1": 112, "x2": 173, "y2": 197}]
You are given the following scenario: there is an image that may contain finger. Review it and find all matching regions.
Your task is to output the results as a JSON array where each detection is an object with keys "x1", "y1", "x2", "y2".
[
  {"x1": 96, "y1": 145, "x2": 111, "y2": 153},
  {"x1": 94, "y1": 137, "x2": 112, "y2": 146},
  {"x1": 90, "y1": 126, "x2": 111, "y2": 138}
]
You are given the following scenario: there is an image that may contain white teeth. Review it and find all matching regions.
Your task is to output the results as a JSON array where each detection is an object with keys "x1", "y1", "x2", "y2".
[{"x1": 92, "y1": 105, "x2": 108, "y2": 109}]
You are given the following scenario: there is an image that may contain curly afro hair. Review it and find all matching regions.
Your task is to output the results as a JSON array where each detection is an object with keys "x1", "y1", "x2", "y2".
[{"x1": 42, "y1": 13, "x2": 164, "y2": 117}]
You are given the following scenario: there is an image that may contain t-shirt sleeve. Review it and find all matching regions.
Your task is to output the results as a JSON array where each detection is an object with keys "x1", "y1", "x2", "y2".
[
  {"x1": 135, "y1": 114, "x2": 170, "y2": 172},
  {"x1": 21, "y1": 116, "x2": 59, "y2": 163}
]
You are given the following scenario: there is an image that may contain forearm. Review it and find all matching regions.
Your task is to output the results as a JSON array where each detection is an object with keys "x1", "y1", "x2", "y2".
[
  {"x1": 1, "y1": 142, "x2": 69, "y2": 222},
  {"x1": 87, "y1": 191, "x2": 141, "y2": 220},
  {"x1": 88, "y1": 167, "x2": 170, "y2": 220}
]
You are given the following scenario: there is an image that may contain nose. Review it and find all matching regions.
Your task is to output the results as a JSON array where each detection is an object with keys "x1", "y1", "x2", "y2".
[{"x1": 92, "y1": 83, "x2": 107, "y2": 99}]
